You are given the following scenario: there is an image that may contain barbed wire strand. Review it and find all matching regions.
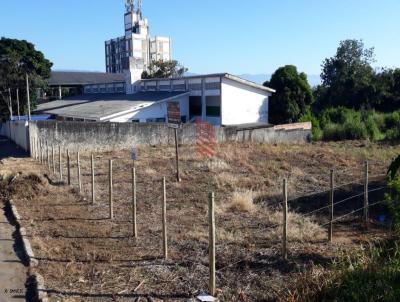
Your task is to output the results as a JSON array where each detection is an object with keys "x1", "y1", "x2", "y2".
[
  {"x1": 320, "y1": 199, "x2": 387, "y2": 227},
  {"x1": 303, "y1": 186, "x2": 387, "y2": 217}
]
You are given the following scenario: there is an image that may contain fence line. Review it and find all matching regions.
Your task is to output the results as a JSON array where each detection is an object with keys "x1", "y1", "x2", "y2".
[
  {"x1": 321, "y1": 199, "x2": 387, "y2": 227},
  {"x1": 303, "y1": 186, "x2": 387, "y2": 217},
  {"x1": 31, "y1": 150, "x2": 393, "y2": 297}
]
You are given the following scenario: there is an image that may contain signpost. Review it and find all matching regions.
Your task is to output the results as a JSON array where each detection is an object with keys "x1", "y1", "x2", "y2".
[{"x1": 167, "y1": 102, "x2": 181, "y2": 182}]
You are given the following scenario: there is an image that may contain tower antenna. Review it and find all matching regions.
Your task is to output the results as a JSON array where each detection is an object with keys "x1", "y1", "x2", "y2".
[
  {"x1": 137, "y1": 0, "x2": 143, "y2": 19},
  {"x1": 125, "y1": 0, "x2": 134, "y2": 13}
]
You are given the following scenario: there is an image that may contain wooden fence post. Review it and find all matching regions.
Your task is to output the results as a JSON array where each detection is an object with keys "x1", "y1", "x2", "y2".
[
  {"x1": 364, "y1": 161, "x2": 369, "y2": 225},
  {"x1": 59, "y1": 145, "x2": 62, "y2": 181},
  {"x1": 67, "y1": 149, "x2": 71, "y2": 185},
  {"x1": 209, "y1": 192, "x2": 216, "y2": 296},
  {"x1": 44, "y1": 141, "x2": 46, "y2": 164},
  {"x1": 91, "y1": 154, "x2": 95, "y2": 204},
  {"x1": 36, "y1": 138, "x2": 39, "y2": 161},
  {"x1": 132, "y1": 167, "x2": 137, "y2": 238},
  {"x1": 109, "y1": 159, "x2": 113, "y2": 220},
  {"x1": 47, "y1": 142, "x2": 50, "y2": 169},
  {"x1": 42, "y1": 142, "x2": 45, "y2": 164},
  {"x1": 39, "y1": 140, "x2": 43, "y2": 163},
  {"x1": 77, "y1": 152, "x2": 82, "y2": 193},
  {"x1": 32, "y1": 138, "x2": 35, "y2": 160},
  {"x1": 282, "y1": 179, "x2": 288, "y2": 260},
  {"x1": 52, "y1": 146, "x2": 55, "y2": 174},
  {"x1": 328, "y1": 170, "x2": 335, "y2": 243},
  {"x1": 162, "y1": 177, "x2": 168, "y2": 259}
]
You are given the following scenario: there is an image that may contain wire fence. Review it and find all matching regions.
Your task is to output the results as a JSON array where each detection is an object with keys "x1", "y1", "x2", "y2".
[{"x1": 30, "y1": 140, "x2": 394, "y2": 297}]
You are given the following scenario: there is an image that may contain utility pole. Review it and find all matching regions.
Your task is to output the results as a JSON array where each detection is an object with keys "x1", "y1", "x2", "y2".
[
  {"x1": 8, "y1": 88, "x2": 13, "y2": 120},
  {"x1": 16, "y1": 88, "x2": 20, "y2": 120},
  {"x1": 26, "y1": 73, "x2": 31, "y2": 120}
]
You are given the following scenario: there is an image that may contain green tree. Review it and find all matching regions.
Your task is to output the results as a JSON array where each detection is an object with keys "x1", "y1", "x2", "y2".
[
  {"x1": 0, "y1": 37, "x2": 53, "y2": 120},
  {"x1": 374, "y1": 68, "x2": 400, "y2": 112},
  {"x1": 141, "y1": 60, "x2": 187, "y2": 79},
  {"x1": 264, "y1": 65, "x2": 314, "y2": 124},
  {"x1": 318, "y1": 39, "x2": 375, "y2": 109}
]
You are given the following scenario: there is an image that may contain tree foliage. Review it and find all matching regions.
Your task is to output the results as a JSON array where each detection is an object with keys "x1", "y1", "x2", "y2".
[
  {"x1": 317, "y1": 39, "x2": 376, "y2": 109},
  {"x1": 264, "y1": 65, "x2": 314, "y2": 124},
  {"x1": 389, "y1": 155, "x2": 400, "y2": 180},
  {"x1": 141, "y1": 60, "x2": 187, "y2": 79},
  {"x1": 0, "y1": 37, "x2": 53, "y2": 120},
  {"x1": 373, "y1": 68, "x2": 400, "y2": 112}
]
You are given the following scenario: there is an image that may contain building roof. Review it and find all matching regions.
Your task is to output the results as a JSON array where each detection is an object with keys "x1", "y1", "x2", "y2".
[
  {"x1": 35, "y1": 91, "x2": 189, "y2": 121},
  {"x1": 48, "y1": 71, "x2": 125, "y2": 86},
  {"x1": 140, "y1": 73, "x2": 276, "y2": 93}
]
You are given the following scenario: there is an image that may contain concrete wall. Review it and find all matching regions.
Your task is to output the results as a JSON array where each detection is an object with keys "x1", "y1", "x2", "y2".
[
  {"x1": 28, "y1": 121, "x2": 311, "y2": 154},
  {"x1": 0, "y1": 121, "x2": 30, "y2": 152},
  {"x1": 221, "y1": 77, "x2": 270, "y2": 125}
]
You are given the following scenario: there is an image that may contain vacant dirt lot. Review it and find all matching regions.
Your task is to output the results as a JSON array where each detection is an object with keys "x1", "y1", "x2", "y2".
[{"x1": 0, "y1": 141, "x2": 396, "y2": 301}]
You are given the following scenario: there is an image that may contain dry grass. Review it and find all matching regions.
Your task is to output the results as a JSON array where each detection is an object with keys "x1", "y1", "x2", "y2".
[
  {"x1": 220, "y1": 189, "x2": 258, "y2": 213},
  {"x1": 0, "y1": 140, "x2": 395, "y2": 302}
]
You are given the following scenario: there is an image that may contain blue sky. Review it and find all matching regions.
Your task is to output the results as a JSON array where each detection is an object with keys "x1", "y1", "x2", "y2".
[{"x1": 1, "y1": 0, "x2": 399, "y2": 77}]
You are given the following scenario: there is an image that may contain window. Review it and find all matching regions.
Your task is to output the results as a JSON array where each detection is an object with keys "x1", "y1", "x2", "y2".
[
  {"x1": 132, "y1": 120, "x2": 140, "y2": 123},
  {"x1": 189, "y1": 83, "x2": 202, "y2": 90},
  {"x1": 189, "y1": 96, "x2": 202, "y2": 117},
  {"x1": 146, "y1": 118, "x2": 166, "y2": 123},
  {"x1": 173, "y1": 84, "x2": 186, "y2": 91},
  {"x1": 206, "y1": 106, "x2": 221, "y2": 117},
  {"x1": 206, "y1": 96, "x2": 221, "y2": 117},
  {"x1": 206, "y1": 82, "x2": 220, "y2": 90}
]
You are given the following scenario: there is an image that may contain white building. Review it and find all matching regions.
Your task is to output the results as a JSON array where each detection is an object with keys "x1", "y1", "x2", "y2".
[
  {"x1": 39, "y1": 73, "x2": 275, "y2": 126},
  {"x1": 105, "y1": 0, "x2": 172, "y2": 85},
  {"x1": 39, "y1": 1, "x2": 276, "y2": 127}
]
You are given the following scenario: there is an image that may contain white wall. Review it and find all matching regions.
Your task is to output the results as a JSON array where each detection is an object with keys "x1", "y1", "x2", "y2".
[
  {"x1": 0, "y1": 121, "x2": 30, "y2": 151},
  {"x1": 221, "y1": 78, "x2": 270, "y2": 126},
  {"x1": 109, "y1": 95, "x2": 189, "y2": 123}
]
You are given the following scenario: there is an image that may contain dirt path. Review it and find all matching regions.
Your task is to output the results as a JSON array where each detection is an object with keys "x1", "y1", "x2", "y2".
[
  {"x1": 0, "y1": 136, "x2": 27, "y2": 160},
  {"x1": 0, "y1": 136, "x2": 32, "y2": 302},
  {"x1": 0, "y1": 205, "x2": 28, "y2": 302}
]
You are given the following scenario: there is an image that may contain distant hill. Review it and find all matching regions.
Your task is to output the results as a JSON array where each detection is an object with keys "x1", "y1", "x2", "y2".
[{"x1": 237, "y1": 74, "x2": 321, "y2": 87}]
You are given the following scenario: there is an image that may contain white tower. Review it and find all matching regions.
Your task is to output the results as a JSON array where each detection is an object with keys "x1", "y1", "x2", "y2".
[
  {"x1": 105, "y1": 0, "x2": 172, "y2": 93},
  {"x1": 124, "y1": 0, "x2": 150, "y2": 90}
]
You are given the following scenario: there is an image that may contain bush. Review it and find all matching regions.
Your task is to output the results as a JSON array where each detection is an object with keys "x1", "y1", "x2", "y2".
[
  {"x1": 387, "y1": 174, "x2": 400, "y2": 233},
  {"x1": 322, "y1": 121, "x2": 368, "y2": 141},
  {"x1": 306, "y1": 107, "x2": 400, "y2": 141},
  {"x1": 300, "y1": 110, "x2": 323, "y2": 140}
]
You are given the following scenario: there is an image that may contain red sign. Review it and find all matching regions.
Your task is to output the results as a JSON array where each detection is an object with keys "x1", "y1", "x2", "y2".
[{"x1": 196, "y1": 119, "x2": 216, "y2": 158}]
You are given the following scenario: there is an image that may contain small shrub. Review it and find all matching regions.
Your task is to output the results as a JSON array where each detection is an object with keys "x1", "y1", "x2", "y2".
[{"x1": 300, "y1": 110, "x2": 323, "y2": 140}]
